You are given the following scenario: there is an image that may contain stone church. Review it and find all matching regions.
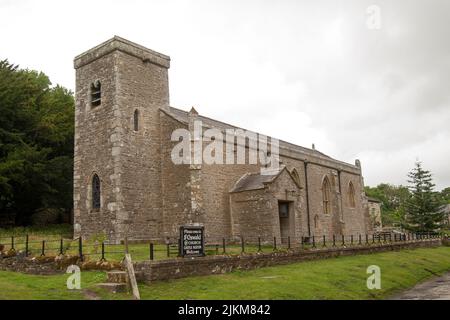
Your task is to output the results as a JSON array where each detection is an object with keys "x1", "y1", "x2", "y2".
[{"x1": 73, "y1": 36, "x2": 373, "y2": 243}]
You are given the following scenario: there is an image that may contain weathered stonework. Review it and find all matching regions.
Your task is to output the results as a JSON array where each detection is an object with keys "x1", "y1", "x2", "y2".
[{"x1": 74, "y1": 36, "x2": 373, "y2": 243}]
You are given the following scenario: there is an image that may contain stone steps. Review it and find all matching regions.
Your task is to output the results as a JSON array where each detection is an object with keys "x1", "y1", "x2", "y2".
[
  {"x1": 97, "y1": 270, "x2": 128, "y2": 294},
  {"x1": 107, "y1": 270, "x2": 128, "y2": 284},
  {"x1": 97, "y1": 282, "x2": 127, "y2": 293}
]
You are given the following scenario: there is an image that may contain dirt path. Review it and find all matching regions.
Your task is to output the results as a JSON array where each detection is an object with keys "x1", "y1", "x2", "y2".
[{"x1": 392, "y1": 272, "x2": 450, "y2": 300}]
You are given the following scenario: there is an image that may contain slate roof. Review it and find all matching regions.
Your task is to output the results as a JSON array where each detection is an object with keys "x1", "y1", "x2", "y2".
[
  {"x1": 166, "y1": 107, "x2": 334, "y2": 160},
  {"x1": 367, "y1": 197, "x2": 382, "y2": 203},
  {"x1": 229, "y1": 167, "x2": 300, "y2": 193}
]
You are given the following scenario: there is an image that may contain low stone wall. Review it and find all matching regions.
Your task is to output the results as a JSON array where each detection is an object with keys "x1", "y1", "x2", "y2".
[
  {"x1": 0, "y1": 254, "x2": 65, "y2": 275},
  {"x1": 134, "y1": 239, "x2": 442, "y2": 283},
  {"x1": 0, "y1": 253, "x2": 122, "y2": 275}
]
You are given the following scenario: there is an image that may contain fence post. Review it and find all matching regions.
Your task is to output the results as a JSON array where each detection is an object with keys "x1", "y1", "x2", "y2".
[
  {"x1": 101, "y1": 242, "x2": 105, "y2": 261},
  {"x1": 323, "y1": 235, "x2": 326, "y2": 247},
  {"x1": 223, "y1": 238, "x2": 226, "y2": 254},
  {"x1": 372, "y1": 234, "x2": 375, "y2": 244},
  {"x1": 351, "y1": 235, "x2": 354, "y2": 246},
  {"x1": 273, "y1": 237, "x2": 277, "y2": 251},
  {"x1": 25, "y1": 235, "x2": 29, "y2": 257},
  {"x1": 41, "y1": 240, "x2": 45, "y2": 256},
  {"x1": 78, "y1": 237, "x2": 83, "y2": 262},
  {"x1": 359, "y1": 234, "x2": 362, "y2": 246},
  {"x1": 11, "y1": 236, "x2": 14, "y2": 251},
  {"x1": 342, "y1": 235, "x2": 345, "y2": 246},
  {"x1": 241, "y1": 237, "x2": 245, "y2": 253},
  {"x1": 124, "y1": 237, "x2": 129, "y2": 254},
  {"x1": 59, "y1": 238, "x2": 63, "y2": 255},
  {"x1": 333, "y1": 235, "x2": 336, "y2": 247},
  {"x1": 288, "y1": 236, "x2": 291, "y2": 250},
  {"x1": 149, "y1": 243, "x2": 154, "y2": 261},
  {"x1": 258, "y1": 237, "x2": 261, "y2": 252},
  {"x1": 312, "y1": 235, "x2": 316, "y2": 248},
  {"x1": 365, "y1": 234, "x2": 369, "y2": 245}
]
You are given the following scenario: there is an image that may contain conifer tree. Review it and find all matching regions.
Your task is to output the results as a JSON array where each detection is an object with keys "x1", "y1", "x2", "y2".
[{"x1": 404, "y1": 162, "x2": 445, "y2": 233}]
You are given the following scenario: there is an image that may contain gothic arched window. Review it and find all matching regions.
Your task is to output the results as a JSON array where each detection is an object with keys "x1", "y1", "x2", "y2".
[
  {"x1": 291, "y1": 168, "x2": 301, "y2": 187},
  {"x1": 348, "y1": 182, "x2": 356, "y2": 208},
  {"x1": 322, "y1": 176, "x2": 331, "y2": 215},
  {"x1": 133, "y1": 109, "x2": 139, "y2": 131},
  {"x1": 92, "y1": 174, "x2": 101, "y2": 210},
  {"x1": 90, "y1": 81, "x2": 101, "y2": 107}
]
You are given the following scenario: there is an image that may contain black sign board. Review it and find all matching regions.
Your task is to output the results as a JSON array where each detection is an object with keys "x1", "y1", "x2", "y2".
[{"x1": 179, "y1": 226, "x2": 205, "y2": 257}]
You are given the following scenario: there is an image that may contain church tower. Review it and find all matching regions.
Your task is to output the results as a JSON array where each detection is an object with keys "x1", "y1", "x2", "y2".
[{"x1": 73, "y1": 36, "x2": 170, "y2": 242}]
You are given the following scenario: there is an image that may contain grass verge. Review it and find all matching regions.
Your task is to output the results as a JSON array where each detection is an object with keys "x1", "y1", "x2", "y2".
[{"x1": 0, "y1": 246, "x2": 449, "y2": 300}]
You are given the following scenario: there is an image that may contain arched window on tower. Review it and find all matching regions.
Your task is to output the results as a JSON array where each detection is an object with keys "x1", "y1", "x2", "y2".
[
  {"x1": 348, "y1": 182, "x2": 356, "y2": 208},
  {"x1": 133, "y1": 109, "x2": 139, "y2": 131},
  {"x1": 92, "y1": 174, "x2": 101, "y2": 210},
  {"x1": 322, "y1": 176, "x2": 331, "y2": 215},
  {"x1": 90, "y1": 81, "x2": 101, "y2": 107}
]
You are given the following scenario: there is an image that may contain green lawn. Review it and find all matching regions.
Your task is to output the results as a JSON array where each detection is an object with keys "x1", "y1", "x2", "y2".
[{"x1": 0, "y1": 246, "x2": 449, "y2": 300}]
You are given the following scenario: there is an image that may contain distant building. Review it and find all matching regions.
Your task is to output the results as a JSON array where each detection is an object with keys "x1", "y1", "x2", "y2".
[
  {"x1": 367, "y1": 197, "x2": 383, "y2": 232},
  {"x1": 441, "y1": 204, "x2": 450, "y2": 226}
]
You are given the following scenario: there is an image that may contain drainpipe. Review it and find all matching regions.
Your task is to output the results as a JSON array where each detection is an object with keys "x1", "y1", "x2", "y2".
[{"x1": 304, "y1": 161, "x2": 311, "y2": 237}]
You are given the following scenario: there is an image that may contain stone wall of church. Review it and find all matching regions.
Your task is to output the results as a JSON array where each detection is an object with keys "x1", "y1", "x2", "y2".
[
  {"x1": 73, "y1": 51, "x2": 119, "y2": 241},
  {"x1": 114, "y1": 51, "x2": 169, "y2": 241},
  {"x1": 160, "y1": 112, "x2": 191, "y2": 240}
]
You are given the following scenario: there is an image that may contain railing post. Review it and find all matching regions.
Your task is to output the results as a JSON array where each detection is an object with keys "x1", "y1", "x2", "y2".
[
  {"x1": 223, "y1": 238, "x2": 226, "y2": 254},
  {"x1": 273, "y1": 237, "x2": 277, "y2": 251},
  {"x1": 312, "y1": 235, "x2": 316, "y2": 248},
  {"x1": 372, "y1": 233, "x2": 375, "y2": 244},
  {"x1": 149, "y1": 243, "x2": 154, "y2": 261},
  {"x1": 241, "y1": 237, "x2": 245, "y2": 253},
  {"x1": 365, "y1": 234, "x2": 369, "y2": 245},
  {"x1": 359, "y1": 234, "x2": 362, "y2": 246},
  {"x1": 101, "y1": 241, "x2": 105, "y2": 261},
  {"x1": 59, "y1": 238, "x2": 63, "y2": 255},
  {"x1": 11, "y1": 236, "x2": 14, "y2": 251},
  {"x1": 342, "y1": 235, "x2": 345, "y2": 246},
  {"x1": 258, "y1": 237, "x2": 262, "y2": 252},
  {"x1": 78, "y1": 237, "x2": 83, "y2": 262},
  {"x1": 25, "y1": 235, "x2": 29, "y2": 257},
  {"x1": 351, "y1": 235, "x2": 354, "y2": 246},
  {"x1": 288, "y1": 236, "x2": 291, "y2": 250},
  {"x1": 41, "y1": 240, "x2": 45, "y2": 256},
  {"x1": 323, "y1": 235, "x2": 326, "y2": 247},
  {"x1": 333, "y1": 235, "x2": 336, "y2": 247}
]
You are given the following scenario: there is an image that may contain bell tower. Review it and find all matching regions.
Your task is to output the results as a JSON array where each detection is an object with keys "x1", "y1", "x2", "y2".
[{"x1": 73, "y1": 36, "x2": 170, "y2": 242}]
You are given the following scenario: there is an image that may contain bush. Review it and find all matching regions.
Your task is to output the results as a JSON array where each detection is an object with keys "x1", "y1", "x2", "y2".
[{"x1": 30, "y1": 208, "x2": 64, "y2": 226}]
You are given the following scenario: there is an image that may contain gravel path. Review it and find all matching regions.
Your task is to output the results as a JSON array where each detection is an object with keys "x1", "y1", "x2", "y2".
[{"x1": 392, "y1": 272, "x2": 450, "y2": 300}]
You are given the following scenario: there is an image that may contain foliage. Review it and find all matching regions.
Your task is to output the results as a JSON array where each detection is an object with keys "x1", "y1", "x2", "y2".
[
  {"x1": 364, "y1": 183, "x2": 410, "y2": 228},
  {"x1": 439, "y1": 187, "x2": 450, "y2": 204},
  {"x1": 404, "y1": 162, "x2": 446, "y2": 232},
  {"x1": 0, "y1": 60, "x2": 74, "y2": 226}
]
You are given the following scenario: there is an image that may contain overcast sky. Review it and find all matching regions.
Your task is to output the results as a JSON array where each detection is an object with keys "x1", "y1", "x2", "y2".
[{"x1": 1, "y1": 0, "x2": 449, "y2": 190}]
